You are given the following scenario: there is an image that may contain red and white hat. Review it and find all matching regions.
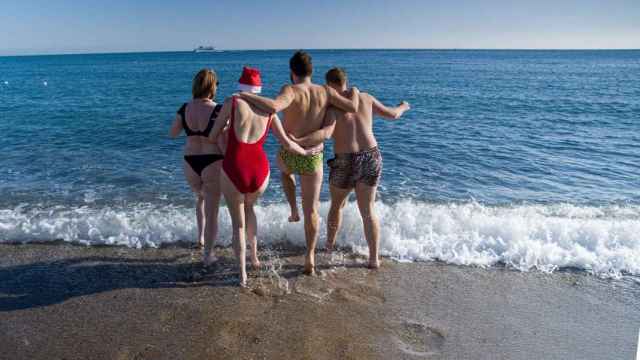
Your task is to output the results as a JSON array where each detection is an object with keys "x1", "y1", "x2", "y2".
[{"x1": 238, "y1": 66, "x2": 262, "y2": 93}]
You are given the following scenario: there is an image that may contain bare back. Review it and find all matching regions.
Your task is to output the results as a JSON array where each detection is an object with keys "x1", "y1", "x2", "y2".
[
  {"x1": 331, "y1": 93, "x2": 377, "y2": 154},
  {"x1": 281, "y1": 84, "x2": 329, "y2": 137},
  {"x1": 232, "y1": 98, "x2": 272, "y2": 142},
  {"x1": 181, "y1": 100, "x2": 223, "y2": 155}
]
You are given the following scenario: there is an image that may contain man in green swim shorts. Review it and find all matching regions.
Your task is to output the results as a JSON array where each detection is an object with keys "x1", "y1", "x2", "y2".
[
  {"x1": 278, "y1": 146, "x2": 323, "y2": 175},
  {"x1": 240, "y1": 51, "x2": 359, "y2": 275},
  {"x1": 291, "y1": 67, "x2": 410, "y2": 269}
]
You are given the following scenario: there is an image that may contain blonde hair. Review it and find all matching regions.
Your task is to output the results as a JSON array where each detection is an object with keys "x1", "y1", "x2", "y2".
[{"x1": 192, "y1": 69, "x2": 217, "y2": 99}]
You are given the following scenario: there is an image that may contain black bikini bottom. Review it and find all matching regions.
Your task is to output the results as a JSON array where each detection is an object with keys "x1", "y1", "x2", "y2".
[{"x1": 184, "y1": 154, "x2": 224, "y2": 176}]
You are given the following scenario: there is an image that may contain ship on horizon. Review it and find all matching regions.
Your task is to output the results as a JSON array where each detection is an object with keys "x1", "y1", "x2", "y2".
[{"x1": 194, "y1": 46, "x2": 220, "y2": 53}]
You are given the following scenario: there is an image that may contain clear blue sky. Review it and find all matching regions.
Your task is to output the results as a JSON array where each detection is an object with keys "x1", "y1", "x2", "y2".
[{"x1": 1, "y1": 0, "x2": 639, "y2": 55}]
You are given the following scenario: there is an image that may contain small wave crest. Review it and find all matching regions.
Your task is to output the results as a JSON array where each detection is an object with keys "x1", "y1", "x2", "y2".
[{"x1": 1, "y1": 201, "x2": 639, "y2": 278}]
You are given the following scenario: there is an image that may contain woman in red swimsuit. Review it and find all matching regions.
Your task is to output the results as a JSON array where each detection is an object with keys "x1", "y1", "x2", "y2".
[{"x1": 209, "y1": 67, "x2": 316, "y2": 286}]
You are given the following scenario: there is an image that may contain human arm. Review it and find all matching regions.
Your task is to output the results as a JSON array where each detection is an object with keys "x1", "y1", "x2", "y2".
[
  {"x1": 371, "y1": 95, "x2": 410, "y2": 120},
  {"x1": 270, "y1": 115, "x2": 318, "y2": 156},
  {"x1": 239, "y1": 85, "x2": 295, "y2": 113},
  {"x1": 207, "y1": 98, "x2": 232, "y2": 143},
  {"x1": 169, "y1": 114, "x2": 183, "y2": 138},
  {"x1": 326, "y1": 86, "x2": 359, "y2": 113},
  {"x1": 289, "y1": 107, "x2": 337, "y2": 147}
]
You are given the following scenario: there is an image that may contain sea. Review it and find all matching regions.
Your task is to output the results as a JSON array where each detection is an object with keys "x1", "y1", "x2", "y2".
[{"x1": 1, "y1": 50, "x2": 639, "y2": 278}]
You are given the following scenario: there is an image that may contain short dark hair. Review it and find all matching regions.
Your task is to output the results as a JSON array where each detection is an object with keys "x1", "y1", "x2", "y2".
[
  {"x1": 325, "y1": 67, "x2": 347, "y2": 86},
  {"x1": 289, "y1": 51, "x2": 313, "y2": 77}
]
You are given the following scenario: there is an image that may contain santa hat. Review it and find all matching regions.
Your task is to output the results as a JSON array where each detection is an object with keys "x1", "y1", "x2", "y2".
[{"x1": 238, "y1": 66, "x2": 262, "y2": 93}]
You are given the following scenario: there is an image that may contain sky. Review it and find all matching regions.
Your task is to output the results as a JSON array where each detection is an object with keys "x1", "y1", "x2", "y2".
[{"x1": 1, "y1": 0, "x2": 639, "y2": 55}]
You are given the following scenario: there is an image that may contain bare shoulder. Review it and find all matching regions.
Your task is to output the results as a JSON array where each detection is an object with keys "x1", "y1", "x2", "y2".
[
  {"x1": 283, "y1": 83, "x2": 301, "y2": 94},
  {"x1": 360, "y1": 92, "x2": 374, "y2": 102},
  {"x1": 231, "y1": 97, "x2": 250, "y2": 113},
  {"x1": 234, "y1": 96, "x2": 248, "y2": 106},
  {"x1": 308, "y1": 83, "x2": 328, "y2": 95},
  {"x1": 237, "y1": 96, "x2": 270, "y2": 116}
]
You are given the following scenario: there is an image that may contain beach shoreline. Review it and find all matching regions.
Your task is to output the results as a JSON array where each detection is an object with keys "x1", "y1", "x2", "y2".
[{"x1": 1, "y1": 244, "x2": 638, "y2": 359}]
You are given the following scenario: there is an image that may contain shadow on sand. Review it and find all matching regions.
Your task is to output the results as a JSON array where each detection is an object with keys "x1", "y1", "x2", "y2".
[{"x1": 0, "y1": 244, "x2": 359, "y2": 312}]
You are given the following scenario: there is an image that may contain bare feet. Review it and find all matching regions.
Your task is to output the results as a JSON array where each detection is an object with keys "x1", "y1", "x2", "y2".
[
  {"x1": 324, "y1": 240, "x2": 335, "y2": 253},
  {"x1": 368, "y1": 258, "x2": 381, "y2": 270},
  {"x1": 288, "y1": 211, "x2": 300, "y2": 223},
  {"x1": 303, "y1": 255, "x2": 316, "y2": 276},
  {"x1": 203, "y1": 252, "x2": 218, "y2": 267},
  {"x1": 251, "y1": 256, "x2": 262, "y2": 270},
  {"x1": 239, "y1": 273, "x2": 248, "y2": 287},
  {"x1": 197, "y1": 239, "x2": 205, "y2": 249}
]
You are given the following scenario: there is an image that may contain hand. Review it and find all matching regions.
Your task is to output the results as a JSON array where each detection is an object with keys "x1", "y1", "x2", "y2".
[
  {"x1": 306, "y1": 143, "x2": 324, "y2": 155},
  {"x1": 400, "y1": 101, "x2": 410, "y2": 110},
  {"x1": 288, "y1": 133, "x2": 302, "y2": 143}
]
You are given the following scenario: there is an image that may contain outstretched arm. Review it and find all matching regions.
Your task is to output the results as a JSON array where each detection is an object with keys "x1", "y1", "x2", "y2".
[
  {"x1": 371, "y1": 95, "x2": 410, "y2": 120},
  {"x1": 207, "y1": 98, "x2": 232, "y2": 143},
  {"x1": 169, "y1": 114, "x2": 183, "y2": 138},
  {"x1": 290, "y1": 107, "x2": 337, "y2": 147},
  {"x1": 270, "y1": 115, "x2": 318, "y2": 156},
  {"x1": 239, "y1": 85, "x2": 295, "y2": 113},
  {"x1": 326, "y1": 86, "x2": 359, "y2": 113}
]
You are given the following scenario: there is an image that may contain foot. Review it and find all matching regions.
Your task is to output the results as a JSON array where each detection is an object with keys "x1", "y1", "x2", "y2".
[
  {"x1": 303, "y1": 256, "x2": 316, "y2": 276},
  {"x1": 251, "y1": 256, "x2": 262, "y2": 270},
  {"x1": 288, "y1": 211, "x2": 300, "y2": 223},
  {"x1": 197, "y1": 239, "x2": 205, "y2": 249},
  {"x1": 203, "y1": 252, "x2": 219, "y2": 267},
  {"x1": 368, "y1": 258, "x2": 381, "y2": 270},
  {"x1": 239, "y1": 272, "x2": 248, "y2": 287},
  {"x1": 324, "y1": 240, "x2": 335, "y2": 253}
]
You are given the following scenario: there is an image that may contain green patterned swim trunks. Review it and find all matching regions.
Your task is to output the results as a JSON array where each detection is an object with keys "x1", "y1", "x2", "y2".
[{"x1": 279, "y1": 146, "x2": 323, "y2": 175}]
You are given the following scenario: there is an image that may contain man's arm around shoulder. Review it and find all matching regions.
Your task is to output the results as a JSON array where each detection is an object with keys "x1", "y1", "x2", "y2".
[
  {"x1": 240, "y1": 85, "x2": 295, "y2": 113},
  {"x1": 326, "y1": 86, "x2": 359, "y2": 113}
]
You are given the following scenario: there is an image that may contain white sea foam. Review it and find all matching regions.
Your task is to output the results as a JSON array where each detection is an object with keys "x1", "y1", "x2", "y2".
[{"x1": 1, "y1": 201, "x2": 639, "y2": 278}]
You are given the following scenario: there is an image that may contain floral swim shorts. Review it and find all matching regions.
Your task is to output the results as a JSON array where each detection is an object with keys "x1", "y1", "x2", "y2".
[{"x1": 327, "y1": 147, "x2": 382, "y2": 189}]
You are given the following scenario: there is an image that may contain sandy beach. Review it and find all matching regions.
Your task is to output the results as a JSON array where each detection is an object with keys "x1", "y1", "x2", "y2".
[{"x1": 0, "y1": 243, "x2": 638, "y2": 359}]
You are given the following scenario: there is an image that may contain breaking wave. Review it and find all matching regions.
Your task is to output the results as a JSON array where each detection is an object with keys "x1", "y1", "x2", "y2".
[{"x1": 1, "y1": 201, "x2": 639, "y2": 278}]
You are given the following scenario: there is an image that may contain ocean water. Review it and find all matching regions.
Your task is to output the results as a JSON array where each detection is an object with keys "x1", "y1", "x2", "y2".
[{"x1": 1, "y1": 50, "x2": 639, "y2": 277}]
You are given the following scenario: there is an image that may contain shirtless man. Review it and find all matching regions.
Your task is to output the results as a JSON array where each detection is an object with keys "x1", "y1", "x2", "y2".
[
  {"x1": 239, "y1": 51, "x2": 359, "y2": 275},
  {"x1": 292, "y1": 68, "x2": 410, "y2": 268}
]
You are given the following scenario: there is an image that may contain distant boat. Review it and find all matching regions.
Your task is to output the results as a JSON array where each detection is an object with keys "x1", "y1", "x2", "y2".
[{"x1": 194, "y1": 46, "x2": 220, "y2": 53}]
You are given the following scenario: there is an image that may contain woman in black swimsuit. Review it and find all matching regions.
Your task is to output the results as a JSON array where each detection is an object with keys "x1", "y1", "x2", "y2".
[{"x1": 169, "y1": 69, "x2": 224, "y2": 266}]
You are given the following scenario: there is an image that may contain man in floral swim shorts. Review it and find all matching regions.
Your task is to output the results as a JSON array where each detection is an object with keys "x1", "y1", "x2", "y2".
[{"x1": 292, "y1": 67, "x2": 410, "y2": 269}]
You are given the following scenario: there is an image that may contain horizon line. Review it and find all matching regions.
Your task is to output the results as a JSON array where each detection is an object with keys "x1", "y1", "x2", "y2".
[{"x1": 1, "y1": 47, "x2": 639, "y2": 58}]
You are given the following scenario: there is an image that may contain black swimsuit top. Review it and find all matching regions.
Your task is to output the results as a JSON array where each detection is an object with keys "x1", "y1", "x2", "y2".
[{"x1": 177, "y1": 102, "x2": 223, "y2": 137}]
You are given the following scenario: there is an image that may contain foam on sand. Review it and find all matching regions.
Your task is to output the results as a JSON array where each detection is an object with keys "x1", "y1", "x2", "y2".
[{"x1": 1, "y1": 201, "x2": 639, "y2": 278}]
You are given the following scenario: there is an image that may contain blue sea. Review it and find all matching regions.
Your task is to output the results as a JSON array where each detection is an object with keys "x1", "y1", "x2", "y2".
[{"x1": 1, "y1": 50, "x2": 639, "y2": 277}]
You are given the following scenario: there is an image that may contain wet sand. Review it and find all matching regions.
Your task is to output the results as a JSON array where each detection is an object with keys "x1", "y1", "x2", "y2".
[{"x1": 1, "y1": 244, "x2": 638, "y2": 360}]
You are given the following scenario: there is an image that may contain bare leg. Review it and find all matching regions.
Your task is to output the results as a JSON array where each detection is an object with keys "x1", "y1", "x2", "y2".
[
  {"x1": 326, "y1": 185, "x2": 351, "y2": 252},
  {"x1": 277, "y1": 154, "x2": 299, "y2": 222},
  {"x1": 300, "y1": 168, "x2": 323, "y2": 275},
  {"x1": 245, "y1": 173, "x2": 269, "y2": 269},
  {"x1": 355, "y1": 182, "x2": 380, "y2": 269},
  {"x1": 183, "y1": 160, "x2": 205, "y2": 248},
  {"x1": 245, "y1": 205, "x2": 261, "y2": 268},
  {"x1": 202, "y1": 179, "x2": 221, "y2": 265},
  {"x1": 196, "y1": 195, "x2": 205, "y2": 248},
  {"x1": 221, "y1": 171, "x2": 247, "y2": 286}
]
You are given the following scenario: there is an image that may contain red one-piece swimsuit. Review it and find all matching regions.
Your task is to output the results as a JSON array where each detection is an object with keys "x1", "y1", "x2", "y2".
[{"x1": 223, "y1": 97, "x2": 272, "y2": 193}]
